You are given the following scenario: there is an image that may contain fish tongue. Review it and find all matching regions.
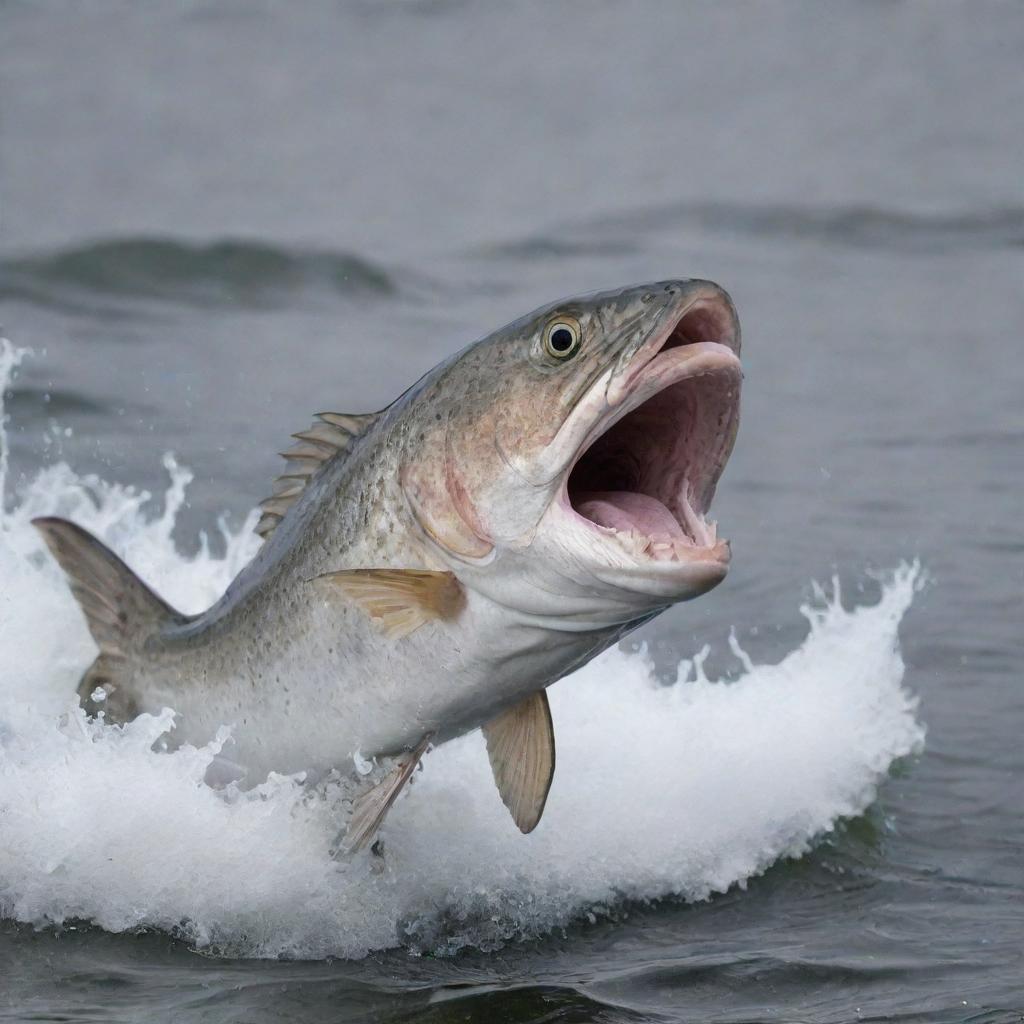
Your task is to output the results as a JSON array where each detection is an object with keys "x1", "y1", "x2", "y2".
[{"x1": 575, "y1": 491, "x2": 685, "y2": 539}]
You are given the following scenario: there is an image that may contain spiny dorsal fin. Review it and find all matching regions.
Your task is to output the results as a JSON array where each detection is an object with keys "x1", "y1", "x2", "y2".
[
  {"x1": 483, "y1": 691, "x2": 555, "y2": 833},
  {"x1": 312, "y1": 568, "x2": 465, "y2": 639},
  {"x1": 255, "y1": 411, "x2": 378, "y2": 539},
  {"x1": 332, "y1": 733, "x2": 434, "y2": 857}
]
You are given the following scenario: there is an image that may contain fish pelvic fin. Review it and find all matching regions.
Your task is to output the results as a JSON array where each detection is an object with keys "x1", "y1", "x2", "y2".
[
  {"x1": 32, "y1": 517, "x2": 186, "y2": 717},
  {"x1": 255, "y1": 410, "x2": 381, "y2": 540},
  {"x1": 333, "y1": 733, "x2": 434, "y2": 857},
  {"x1": 483, "y1": 691, "x2": 556, "y2": 834},
  {"x1": 312, "y1": 568, "x2": 465, "y2": 639}
]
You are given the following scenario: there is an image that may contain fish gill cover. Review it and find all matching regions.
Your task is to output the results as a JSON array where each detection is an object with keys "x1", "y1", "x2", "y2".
[{"x1": 0, "y1": 341, "x2": 925, "y2": 959}]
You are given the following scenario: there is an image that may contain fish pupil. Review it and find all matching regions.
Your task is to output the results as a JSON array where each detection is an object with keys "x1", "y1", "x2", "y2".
[{"x1": 550, "y1": 327, "x2": 574, "y2": 353}]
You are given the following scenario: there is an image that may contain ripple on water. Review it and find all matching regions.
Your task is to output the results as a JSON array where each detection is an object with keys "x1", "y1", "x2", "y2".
[{"x1": 0, "y1": 237, "x2": 399, "y2": 312}]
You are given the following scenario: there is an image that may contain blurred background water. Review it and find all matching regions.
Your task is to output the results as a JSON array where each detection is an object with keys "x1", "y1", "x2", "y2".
[{"x1": 1, "y1": 2, "x2": 1022, "y2": 1021}]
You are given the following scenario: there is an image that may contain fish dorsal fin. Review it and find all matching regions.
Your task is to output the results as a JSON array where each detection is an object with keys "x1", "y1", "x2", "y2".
[
  {"x1": 255, "y1": 411, "x2": 379, "y2": 539},
  {"x1": 312, "y1": 568, "x2": 465, "y2": 639},
  {"x1": 482, "y1": 691, "x2": 555, "y2": 833}
]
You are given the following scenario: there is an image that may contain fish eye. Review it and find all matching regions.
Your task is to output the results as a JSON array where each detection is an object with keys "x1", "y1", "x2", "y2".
[{"x1": 543, "y1": 317, "x2": 582, "y2": 360}]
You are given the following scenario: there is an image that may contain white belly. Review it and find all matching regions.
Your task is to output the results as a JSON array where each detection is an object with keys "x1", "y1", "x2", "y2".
[{"x1": 155, "y1": 587, "x2": 609, "y2": 783}]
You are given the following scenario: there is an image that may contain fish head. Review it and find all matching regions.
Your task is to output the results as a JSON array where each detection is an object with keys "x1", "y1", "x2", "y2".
[{"x1": 400, "y1": 279, "x2": 742, "y2": 628}]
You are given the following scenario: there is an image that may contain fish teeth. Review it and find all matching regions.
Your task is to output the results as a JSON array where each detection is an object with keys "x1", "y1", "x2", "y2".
[
  {"x1": 608, "y1": 519, "x2": 721, "y2": 561},
  {"x1": 651, "y1": 540, "x2": 675, "y2": 561},
  {"x1": 677, "y1": 481, "x2": 717, "y2": 547},
  {"x1": 611, "y1": 529, "x2": 643, "y2": 556}
]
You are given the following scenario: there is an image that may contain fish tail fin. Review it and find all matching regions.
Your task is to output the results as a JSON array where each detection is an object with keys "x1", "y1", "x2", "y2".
[{"x1": 32, "y1": 516, "x2": 184, "y2": 718}]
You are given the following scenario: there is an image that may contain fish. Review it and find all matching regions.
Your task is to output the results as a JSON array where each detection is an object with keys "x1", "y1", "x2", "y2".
[{"x1": 33, "y1": 278, "x2": 742, "y2": 852}]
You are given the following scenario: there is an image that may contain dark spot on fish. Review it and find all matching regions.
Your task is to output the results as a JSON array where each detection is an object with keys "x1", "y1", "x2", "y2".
[{"x1": 435, "y1": 412, "x2": 442, "y2": 421}]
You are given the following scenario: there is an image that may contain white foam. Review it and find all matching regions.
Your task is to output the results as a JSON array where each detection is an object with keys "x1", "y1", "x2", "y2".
[{"x1": 0, "y1": 341, "x2": 925, "y2": 959}]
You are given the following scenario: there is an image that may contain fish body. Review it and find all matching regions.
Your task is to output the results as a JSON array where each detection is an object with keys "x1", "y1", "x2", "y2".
[{"x1": 35, "y1": 279, "x2": 742, "y2": 841}]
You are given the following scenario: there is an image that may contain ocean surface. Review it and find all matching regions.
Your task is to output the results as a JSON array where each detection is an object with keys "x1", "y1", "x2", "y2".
[{"x1": 0, "y1": 3, "x2": 1021, "y2": 1021}]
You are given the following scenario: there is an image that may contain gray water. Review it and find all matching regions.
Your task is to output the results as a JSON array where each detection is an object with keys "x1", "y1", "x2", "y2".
[{"x1": 1, "y1": 2, "x2": 1022, "y2": 1021}]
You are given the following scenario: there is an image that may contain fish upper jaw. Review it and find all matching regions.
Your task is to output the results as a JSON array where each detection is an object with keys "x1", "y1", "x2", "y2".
[
  {"x1": 606, "y1": 281, "x2": 741, "y2": 404},
  {"x1": 540, "y1": 285, "x2": 742, "y2": 603}
]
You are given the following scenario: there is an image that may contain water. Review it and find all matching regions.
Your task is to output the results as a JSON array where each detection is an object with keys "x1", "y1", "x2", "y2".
[{"x1": 0, "y1": 2, "x2": 1021, "y2": 1020}]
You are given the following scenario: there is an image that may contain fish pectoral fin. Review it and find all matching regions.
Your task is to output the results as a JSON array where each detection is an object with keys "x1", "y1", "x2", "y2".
[
  {"x1": 333, "y1": 733, "x2": 434, "y2": 857},
  {"x1": 312, "y1": 569, "x2": 465, "y2": 639},
  {"x1": 482, "y1": 691, "x2": 555, "y2": 834}
]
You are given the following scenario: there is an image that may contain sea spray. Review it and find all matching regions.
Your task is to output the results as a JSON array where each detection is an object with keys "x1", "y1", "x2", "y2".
[{"x1": 0, "y1": 344, "x2": 924, "y2": 958}]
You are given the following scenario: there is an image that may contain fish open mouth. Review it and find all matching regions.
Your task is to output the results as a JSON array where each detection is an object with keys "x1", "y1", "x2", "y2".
[{"x1": 566, "y1": 295, "x2": 741, "y2": 565}]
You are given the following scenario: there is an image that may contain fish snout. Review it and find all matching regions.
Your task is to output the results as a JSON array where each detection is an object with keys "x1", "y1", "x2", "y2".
[{"x1": 608, "y1": 280, "x2": 741, "y2": 406}]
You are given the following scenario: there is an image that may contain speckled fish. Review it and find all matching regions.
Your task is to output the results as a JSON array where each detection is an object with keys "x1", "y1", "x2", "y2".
[{"x1": 34, "y1": 279, "x2": 742, "y2": 852}]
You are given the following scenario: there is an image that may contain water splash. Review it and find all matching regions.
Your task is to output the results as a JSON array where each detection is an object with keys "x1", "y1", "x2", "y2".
[
  {"x1": 0, "y1": 339, "x2": 29, "y2": 510},
  {"x1": 0, "y1": 343, "x2": 924, "y2": 959}
]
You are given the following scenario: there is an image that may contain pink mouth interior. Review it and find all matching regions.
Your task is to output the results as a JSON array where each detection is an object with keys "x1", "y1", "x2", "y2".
[
  {"x1": 577, "y1": 491, "x2": 686, "y2": 538},
  {"x1": 567, "y1": 305, "x2": 738, "y2": 550}
]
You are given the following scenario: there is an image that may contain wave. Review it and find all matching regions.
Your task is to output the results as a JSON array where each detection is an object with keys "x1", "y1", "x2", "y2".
[
  {"x1": 486, "y1": 203, "x2": 1024, "y2": 261},
  {"x1": 0, "y1": 237, "x2": 397, "y2": 312},
  {"x1": 667, "y1": 201, "x2": 1024, "y2": 250},
  {"x1": 0, "y1": 340, "x2": 925, "y2": 959}
]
